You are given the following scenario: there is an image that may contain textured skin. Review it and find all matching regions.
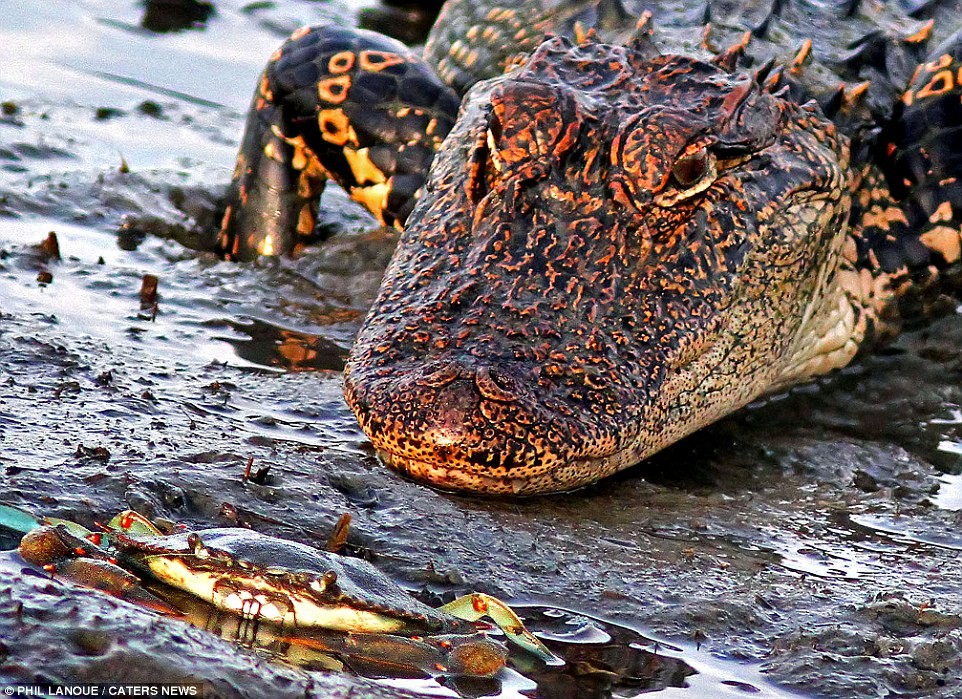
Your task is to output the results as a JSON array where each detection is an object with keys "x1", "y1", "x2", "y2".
[{"x1": 223, "y1": 0, "x2": 962, "y2": 494}]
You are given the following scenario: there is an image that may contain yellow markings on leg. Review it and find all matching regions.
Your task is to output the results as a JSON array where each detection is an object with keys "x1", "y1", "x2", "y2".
[
  {"x1": 905, "y1": 54, "x2": 960, "y2": 104},
  {"x1": 297, "y1": 204, "x2": 316, "y2": 238},
  {"x1": 343, "y1": 147, "x2": 387, "y2": 185},
  {"x1": 791, "y1": 39, "x2": 813, "y2": 72},
  {"x1": 232, "y1": 153, "x2": 247, "y2": 179},
  {"x1": 289, "y1": 26, "x2": 311, "y2": 41},
  {"x1": 328, "y1": 51, "x2": 355, "y2": 74},
  {"x1": 920, "y1": 226, "x2": 961, "y2": 263},
  {"x1": 258, "y1": 235, "x2": 275, "y2": 256},
  {"x1": 926, "y1": 54, "x2": 953, "y2": 72},
  {"x1": 297, "y1": 157, "x2": 328, "y2": 198},
  {"x1": 263, "y1": 140, "x2": 283, "y2": 163},
  {"x1": 350, "y1": 182, "x2": 391, "y2": 224},
  {"x1": 317, "y1": 75, "x2": 352, "y2": 105},
  {"x1": 860, "y1": 205, "x2": 909, "y2": 231},
  {"x1": 358, "y1": 50, "x2": 406, "y2": 72},
  {"x1": 916, "y1": 69, "x2": 956, "y2": 99},
  {"x1": 317, "y1": 109, "x2": 358, "y2": 146},
  {"x1": 258, "y1": 73, "x2": 273, "y2": 102},
  {"x1": 905, "y1": 19, "x2": 935, "y2": 44},
  {"x1": 930, "y1": 200, "x2": 954, "y2": 224}
]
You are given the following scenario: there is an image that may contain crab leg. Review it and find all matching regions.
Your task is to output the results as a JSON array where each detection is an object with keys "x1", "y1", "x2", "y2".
[
  {"x1": 438, "y1": 593, "x2": 563, "y2": 665},
  {"x1": 0, "y1": 504, "x2": 42, "y2": 535},
  {"x1": 0, "y1": 503, "x2": 95, "y2": 539},
  {"x1": 17, "y1": 524, "x2": 181, "y2": 615}
]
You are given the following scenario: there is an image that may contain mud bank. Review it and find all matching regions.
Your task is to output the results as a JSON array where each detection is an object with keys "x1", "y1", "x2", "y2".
[{"x1": 1, "y1": 2, "x2": 961, "y2": 697}]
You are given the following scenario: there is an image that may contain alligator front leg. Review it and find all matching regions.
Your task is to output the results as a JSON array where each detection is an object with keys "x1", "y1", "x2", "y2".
[
  {"x1": 850, "y1": 28, "x2": 962, "y2": 335},
  {"x1": 217, "y1": 25, "x2": 461, "y2": 260}
]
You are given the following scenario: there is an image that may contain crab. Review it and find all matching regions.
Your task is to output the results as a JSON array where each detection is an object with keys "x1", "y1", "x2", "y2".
[{"x1": 0, "y1": 504, "x2": 561, "y2": 677}]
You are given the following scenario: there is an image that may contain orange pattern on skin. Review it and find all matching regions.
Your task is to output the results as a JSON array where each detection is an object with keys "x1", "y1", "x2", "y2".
[{"x1": 220, "y1": 3, "x2": 962, "y2": 493}]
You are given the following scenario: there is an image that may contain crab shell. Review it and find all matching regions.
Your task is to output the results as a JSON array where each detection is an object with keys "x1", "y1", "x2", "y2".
[{"x1": 110, "y1": 528, "x2": 470, "y2": 634}]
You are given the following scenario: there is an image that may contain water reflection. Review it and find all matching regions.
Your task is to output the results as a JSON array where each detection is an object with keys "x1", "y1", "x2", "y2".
[
  {"x1": 215, "y1": 317, "x2": 349, "y2": 372},
  {"x1": 933, "y1": 474, "x2": 962, "y2": 511}
]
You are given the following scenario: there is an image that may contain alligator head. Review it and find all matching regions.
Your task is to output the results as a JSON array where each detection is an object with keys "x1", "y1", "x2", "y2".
[{"x1": 344, "y1": 36, "x2": 858, "y2": 495}]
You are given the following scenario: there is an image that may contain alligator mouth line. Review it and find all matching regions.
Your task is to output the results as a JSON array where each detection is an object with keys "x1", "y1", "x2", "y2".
[{"x1": 376, "y1": 445, "x2": 644, "y2": 496}]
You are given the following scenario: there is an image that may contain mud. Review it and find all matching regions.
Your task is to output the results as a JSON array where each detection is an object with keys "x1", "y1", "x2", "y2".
[{"x1": 2, "y1": 1, "x2": 962, "y2": 698}]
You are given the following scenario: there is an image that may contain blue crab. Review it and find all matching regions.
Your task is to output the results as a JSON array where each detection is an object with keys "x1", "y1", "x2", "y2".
[{"x1": 0, "y1": 504, "x2": 561, "y2": 676}]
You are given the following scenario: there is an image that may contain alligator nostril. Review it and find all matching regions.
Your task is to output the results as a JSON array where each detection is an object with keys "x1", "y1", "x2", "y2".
[
  {"x1": 415, "y1": 360, "x2": 465, "y2": 388},
  {"x1": 474, "y1": 366, "x2": 521, "y2": 402}
]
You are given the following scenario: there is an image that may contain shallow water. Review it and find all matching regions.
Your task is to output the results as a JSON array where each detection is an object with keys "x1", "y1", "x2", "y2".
[{"x1": 2, "y1": 1, "x2": 962, "y2": 698}]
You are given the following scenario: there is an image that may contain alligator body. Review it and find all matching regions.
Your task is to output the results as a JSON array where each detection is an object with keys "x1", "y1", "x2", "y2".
[{"x1": 220, "y1": 0, "x2": 962, "y2": 494}]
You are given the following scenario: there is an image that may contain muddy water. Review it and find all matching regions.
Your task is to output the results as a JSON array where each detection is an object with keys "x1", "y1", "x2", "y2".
[{"x1": 1, "y1": 1, "x2": 961, "y2": 698}]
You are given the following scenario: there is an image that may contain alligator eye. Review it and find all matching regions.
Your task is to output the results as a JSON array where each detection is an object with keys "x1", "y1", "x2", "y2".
[
  {"x1": 654, "y1": 146, "x2": 718, "y2": 207},
  {"x1": 671, "y1": 148, "x2": 711, "y2": 188}
]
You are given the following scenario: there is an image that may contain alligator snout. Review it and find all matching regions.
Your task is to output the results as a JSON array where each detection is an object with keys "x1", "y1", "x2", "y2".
[{"x1": 344, "y1": 358, "x2": 613, "y2": 494}]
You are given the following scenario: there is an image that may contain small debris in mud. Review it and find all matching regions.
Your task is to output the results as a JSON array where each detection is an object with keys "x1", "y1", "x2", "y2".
[
  {"x1": 140, "y1": 273, "x2": 159, "y2": 307},
  {"x1": 94, "y1": 107, "x2": 125, "y2": 120},
  {"x1": 241, "y1": 457, "x2": 271, "y2": 485},
  {"x1": 240, "y1": 1, "x2": 274, "y2": 13},
  {"x1": 36, "y1": 271, "x2": 52, "y2": 284},
  {"x1": 1, "y1": 101, "x2": 18, "y2": 116},
  {"x1": 325, "y1": 513, "x2": 352, "y2": 553},
  {"x1": 53, "y1": 381, "x2": 81, "y2": 398},
  {"x1": 119, "y1": 156, "x2": 130, "y2": 174},
  {"x1": 137, "y1": 100, "x2": 164, "y2": 118},
  {"x1": 39, "y1": 231, "x2": 61, "y2": 262},
  {"x1": 117, "y1": 219, "x2": 147, "y2": 251},
  {"x1": 141, "y1": 0, "x2": 215, "y2": 33},
  {"x1": 75, "y1": 444, "x2": 111, "y2": 461},
  {"x1": 95, "y1": 371, "x2": 114, "y2": 387},
  {"x1": 218, "y1": 501, "x2": 240, "y2": 524},
  {"x1": 70, "y1": 628, "x2": 113, "y2": 657},
  {"x1": 138, "y1": 274, "x2": 159, "y2": 320}
]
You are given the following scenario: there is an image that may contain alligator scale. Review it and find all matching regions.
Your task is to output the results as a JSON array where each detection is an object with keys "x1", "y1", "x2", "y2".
[{"x1": 219, "y1": 0, "x2": 962, "y2": 494}]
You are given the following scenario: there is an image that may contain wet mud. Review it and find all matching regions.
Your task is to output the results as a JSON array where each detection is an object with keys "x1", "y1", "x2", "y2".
[{"x1": 2, "y1": 1, "x2": 962, "y2": 698}]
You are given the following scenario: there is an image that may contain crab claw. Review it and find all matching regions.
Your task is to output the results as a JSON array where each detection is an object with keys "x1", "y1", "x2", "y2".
[
  {"x1": 17, "y1": 524, "x2": 181, "y2": 617},
  {"x1": 55, "y1": 558, "x2": 183, "y2": 616},
  {"x1": 0, "y1": 504, "x2": 43, "y2": 535},
  {"x1": 52, "y1": 558, "x2": 183, "y2": 616},
  {"x1": 105, "y1": 510, "x2": 164, "y2": 536},
  {"x1": 438, "y1": 593, "x2": 564, "y2": 666}
]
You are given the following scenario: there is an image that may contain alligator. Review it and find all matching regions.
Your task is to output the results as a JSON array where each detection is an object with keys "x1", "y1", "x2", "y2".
[{"x1": 218, "y1": 0, "x2": 962, "y2": 495}]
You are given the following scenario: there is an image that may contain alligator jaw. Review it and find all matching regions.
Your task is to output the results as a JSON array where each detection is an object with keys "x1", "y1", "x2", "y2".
[{"x1": 376, "y1": 447, "x2": 633, "y2": 496}]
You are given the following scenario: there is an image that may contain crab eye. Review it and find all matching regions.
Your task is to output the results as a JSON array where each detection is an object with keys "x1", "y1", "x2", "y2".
[{"x1": 671, "y1": 148, "x2": 711, "y2": 187}]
